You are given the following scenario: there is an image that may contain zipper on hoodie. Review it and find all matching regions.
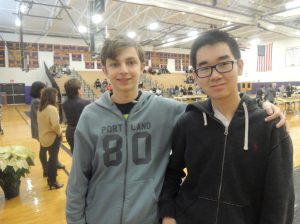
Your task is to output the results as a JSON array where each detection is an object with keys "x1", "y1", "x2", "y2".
[
  {"x1": 120, "y1": 119, "x2": 129, "y2": 224},
  {"x1": 214, "y1": 126, "x2": 228, "y2": 224}
]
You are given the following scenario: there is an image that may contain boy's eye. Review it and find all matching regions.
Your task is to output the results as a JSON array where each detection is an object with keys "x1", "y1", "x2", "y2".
[
  {"x1": 198, "y1": 67, "x2": 210, "y2": 72},
  {"x1": 128, "y1": 60, "x2": 137, "y2": 65},
  {"x1": 111, "y1": 63, "x2": 119, "y2": 67},
  {"x1": 219, "y1": 62, "x2": 230, "y2": 67}
]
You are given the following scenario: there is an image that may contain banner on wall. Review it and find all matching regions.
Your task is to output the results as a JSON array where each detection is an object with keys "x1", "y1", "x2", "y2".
[
  {"x1": 39, "y1": 43, "x2": 53, "y2": 51},
  {"x1": 72, "y1": 53, "x2": 82, "y2": 61},
  {"x1": 7, "y1": 42, "x2": 21, "y2": 68},
  {"x1": 285, "y1": 47, "x2": 300, "y2": 67},
  {"x1": 85, "y1": 61, "x2": 95, "y2": 69},
  {"x1": 0, "y1": 42, "x2": 5, "y2": 67},
  {"x1": 97, "y1": 61, "x2": 102, "y2": 69},
  {"x1": 256, "y1": 43, "x2": 272, "y2": 72}
]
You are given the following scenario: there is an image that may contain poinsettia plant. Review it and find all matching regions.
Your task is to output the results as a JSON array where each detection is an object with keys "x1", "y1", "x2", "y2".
[{"x1": 0, "y1": 145, "x2": 34, "y2": 188}]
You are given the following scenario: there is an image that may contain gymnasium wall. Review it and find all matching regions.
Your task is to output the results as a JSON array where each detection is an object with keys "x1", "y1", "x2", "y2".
[
  {"x1": 240, "y1": 38, "x2": 300, "y2": 83},
  {"x1": 0, "y1": 33, "x2": 88, "y2": 85},
  {"x1": 0, "y1": 32, "x2": 300, "y2": 86}
]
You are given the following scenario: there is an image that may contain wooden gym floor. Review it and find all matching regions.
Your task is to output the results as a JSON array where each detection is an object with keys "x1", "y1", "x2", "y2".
[{"x1": 0, "y1": 104, "x2": 299, "y2": 223}]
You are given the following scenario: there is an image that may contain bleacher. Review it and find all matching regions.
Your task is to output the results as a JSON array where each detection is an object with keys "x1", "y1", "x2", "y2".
[
  {"x1": 53, "y1": 70, "x2": 198, "y2": 103},
  {"x1": 147, "y1": 73, "x2": 191, "y2": 90},
  {"x1": 77, "y1": 71, "x2": 106, "y2": 98}
]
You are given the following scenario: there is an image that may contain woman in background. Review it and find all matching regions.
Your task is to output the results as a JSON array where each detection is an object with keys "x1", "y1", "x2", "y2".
[
  {"x1": 30, "y1": 81, "x2": 47, "y2": 176},
  {"x1": 62, "y1": 79, "x2": 90, "y2": 153},
  {"x1": 37, "y1": 87, "x2": 63, "y2": 190},
  {"x1": 30, "y1": 82, "x2": 65, "y2": 177}
]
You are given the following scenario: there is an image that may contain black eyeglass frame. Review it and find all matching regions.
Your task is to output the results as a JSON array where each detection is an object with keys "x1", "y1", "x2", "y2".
[{"x1": 194, "y1": 59, "x2": 238, "y2": 79}]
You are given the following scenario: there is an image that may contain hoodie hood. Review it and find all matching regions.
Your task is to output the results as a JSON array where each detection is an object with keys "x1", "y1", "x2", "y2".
[{"x1": 186, "y1": 93, "x2": 259, "y2": 151}]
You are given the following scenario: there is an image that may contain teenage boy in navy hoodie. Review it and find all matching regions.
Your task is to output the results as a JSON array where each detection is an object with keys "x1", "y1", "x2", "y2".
[
  {"x1": 159, "y1": 30, "x2": 294, "y2": 224},
  {"x1": 66, "y1": 35, "x2": 286, "y2": 224}
]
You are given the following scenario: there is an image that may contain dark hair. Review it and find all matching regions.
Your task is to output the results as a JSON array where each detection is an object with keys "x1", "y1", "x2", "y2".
[
  {"x1": 30, "y1": 81, "x2": 46, "y2": 98},
  {"x1": 100, "y1": 35, "x2": 145, "y2": 66},
  {"x1": 39, "y1": 87, "x2": 58, "y2": 112},
  {"x1": 190, "y1": 30, "x2": 241, "y2": 69},
  {"x1": 64, "y1": 79, "x2": 81, "y2": 98}
]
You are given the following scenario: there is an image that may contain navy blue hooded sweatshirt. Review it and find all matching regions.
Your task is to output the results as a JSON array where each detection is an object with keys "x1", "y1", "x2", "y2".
[{"x1": 159, "y1": 94, "x2": 294, "y2": 224}]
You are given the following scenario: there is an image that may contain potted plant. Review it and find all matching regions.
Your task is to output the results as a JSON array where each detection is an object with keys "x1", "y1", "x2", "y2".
[{"x1": 0, "y1": 145, "x2": 34, "y2": 199}]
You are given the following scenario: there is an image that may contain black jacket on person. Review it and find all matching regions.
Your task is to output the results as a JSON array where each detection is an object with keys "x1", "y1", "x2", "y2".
[
  {"x1": 62, "y1": 96, "x2": 90, "y2": 139},
  {"x1": 63, "y1": 96, "x2": 90, "y2": 126},
  {"x1": 159, "y1": 94, "x2": 294, "y2": 224}
]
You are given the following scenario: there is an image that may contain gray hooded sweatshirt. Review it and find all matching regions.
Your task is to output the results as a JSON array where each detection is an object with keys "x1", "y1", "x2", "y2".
[{"x1": 66, "y1": 91, "x2": 186, "y2": 224}]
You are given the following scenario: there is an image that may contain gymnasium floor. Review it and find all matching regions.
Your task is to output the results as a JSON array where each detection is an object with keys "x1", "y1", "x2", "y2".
[{"x1": 0, "y1": 104, "x2": 299, "y2": 223}]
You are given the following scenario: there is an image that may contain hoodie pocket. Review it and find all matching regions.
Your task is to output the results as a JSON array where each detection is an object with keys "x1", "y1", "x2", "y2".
[
  {"x1": 85, "y1": 182, "x2": 123, "y2": 224},
  {"x1": 124, "y1": 178, "x2": 159, "y2": 224},
  {"x1": 218, "y1": 202, "x2": 251, "y2": 224},
  {"x1": 176, "y1": 193, "x2": 217, "y2": 224}
]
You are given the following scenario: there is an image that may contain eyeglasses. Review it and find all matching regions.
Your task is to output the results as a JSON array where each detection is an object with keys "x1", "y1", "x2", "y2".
[{"x1": 194, "y1": 60, "x2": 238, "y2": 78}]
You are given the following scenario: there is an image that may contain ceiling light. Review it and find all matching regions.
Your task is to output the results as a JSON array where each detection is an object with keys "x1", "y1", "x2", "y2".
[
  {"x1": 159, "y1": 36, "x2": 198, "y2": 48},
  {"x1": 127, "y1": 31, "x2": 136, "y2": 38},
  {"x1": 286, "y1": 1, "x2": 300, "y2": 9},
  {"x1": 15, "y1": 18, "x2": 21, "y2": 27},
  {"x1": 250, "y1": 38, "x2": 261, "y2": 45},
  {"x1": 226, "y1": 21, "x2": 232, "y2": 25},
  {"x1": 92, "y1": 14, "x2": 103, "y2": 24},
  {"x1": 167, "y1": 37, "x2": 175, "y2": 42},
  {"x1": 267, "y1": 24, "x2": 276, "y2": 30},
  {"x1": 181, "y1": 12, "x2": 186, "y2": 15},
  {"x1": 275, "y1": 8, "x2": 300, "y2": 17},
  {"x1": 19, "y1": 3, "x2": 29, "y2": 14},
  {"x1": 188, "y1": 31, "x2": 198, "y2": 37},
  {"x1": 220, "y1": 25, "x2": 235, "y2": 31},
  {"x1": 78, "y1": 25, "x2": 87, "y2": 33},
  {"x1": 148, "y1": 22, "x2": 159, "y2": 30},
  {"x1": 65, "y1": 0, "x2": 71, "y2": 6}
]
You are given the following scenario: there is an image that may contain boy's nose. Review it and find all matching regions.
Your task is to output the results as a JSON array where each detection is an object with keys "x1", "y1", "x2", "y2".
[
  {"x1": 210, "y1": 67, "x2": 222, "y2": 79},
  {"x1": 119, "y1": 63, "x2": 128, "y2": 73}
]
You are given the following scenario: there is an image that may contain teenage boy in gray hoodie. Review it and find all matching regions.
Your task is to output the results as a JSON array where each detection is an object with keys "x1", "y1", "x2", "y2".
[
  {"x1": 66, "y1": 35, "x2": 285, "y2": 224},
  {"x1": 159, "y1": 30, "x2": 294, "y2": 224}
]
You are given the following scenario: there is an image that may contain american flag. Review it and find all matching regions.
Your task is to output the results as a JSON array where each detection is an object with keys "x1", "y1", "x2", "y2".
[{"x1": 256, "y1": 43, "x2": 273, "y2": 72}]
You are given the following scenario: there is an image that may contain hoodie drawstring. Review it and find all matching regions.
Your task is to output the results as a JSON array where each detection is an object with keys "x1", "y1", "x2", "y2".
[
  {"x1": 203, "y1": 112, "x2": 208, "y2": 126},
  {"x1": 202, "y1": 102, "x2": 249, "y2": 150},
  {"x1": 242, "y1": 102, "x2": 249, "y2": 150}
]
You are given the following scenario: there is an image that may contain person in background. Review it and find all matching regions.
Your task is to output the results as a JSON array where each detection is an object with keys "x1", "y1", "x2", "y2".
[
  {"x1": 102, "y1": 78, "x2": 108, "y2": 88},
  {"x1": 286, "y1": 83, "x2": 293, "y2": 97},
  {"x1": 30, "y1": 81, "x2": 65, "y2": 177},
  {"x1": 264, "y1": 83, "x2": 276, "y2": 103},
  {"x1": 187, "y1": 85, "x2": 193, "y2": 95},
  {"x1": 37, "y1": 87, "x2": 64, "y2": 190},
  {"x1": 66, "y1": 35, "x2": 286, "y2": 224},
  {"x1": 278, "y1": 84, "x2": 286, "y2": 98},
  {"x1": 62, "y1": 79, "x2": 90, "y2": 153},
  {"x1": 106, "y1": 83, "x2": 113, "y2": 92},
  {"x1": 195, "y1": 83, "x2": 202, "y2": 95},
  {"x1": 30, "y1": 81, "x2": 47, "y2": 177},
  {"x1": 255, "y1": 84, "x2": 265, "y2": 104},
  {"x1": 94, "y1": 78, "x2": 101, "y2": 89},
  {"x1": 159, "y1": 30, "x2": 294, "y2": 224},
  {"x1": 156, "y1": 87, "x2": 162, "y2": 96}
]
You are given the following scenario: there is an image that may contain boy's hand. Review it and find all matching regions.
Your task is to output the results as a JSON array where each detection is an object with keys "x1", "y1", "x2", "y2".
[
  {"x1": 162, "y1": 217, "x2": 177, "y2": 224},
  {"x1": 263, "y1": 101, "x2": 286, "y2": 128}
]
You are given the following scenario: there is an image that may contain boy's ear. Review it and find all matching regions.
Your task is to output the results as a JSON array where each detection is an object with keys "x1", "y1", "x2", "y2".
[
  {"x1": 192, "y1": 70, "x2": 197, "y2": 79},
  {"x1": 140, "y1": 63, "x2": 145, "y2": 73},
  {"x1": 102, "y1": 67, "x2": 107, "y2": 76},
  {"x1": 237, "y1": 59, "x2": 244, "y2": 76}
]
